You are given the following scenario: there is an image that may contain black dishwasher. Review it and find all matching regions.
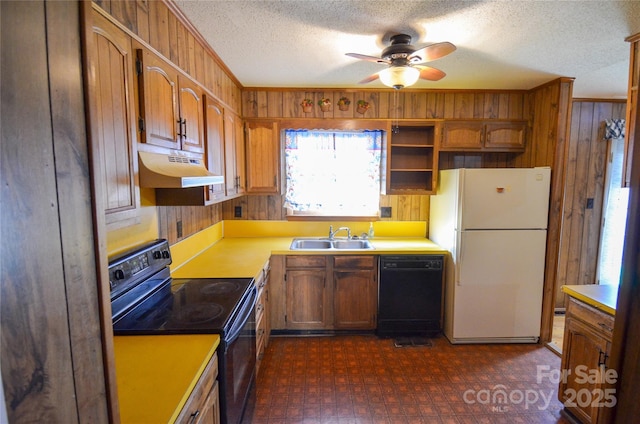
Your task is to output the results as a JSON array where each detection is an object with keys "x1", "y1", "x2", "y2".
[{"x1": 377, "y1": 255, "x2": 444, "y2": 338}]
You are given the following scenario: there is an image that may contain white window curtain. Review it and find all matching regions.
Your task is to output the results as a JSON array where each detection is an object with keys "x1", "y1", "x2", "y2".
[{"x1": 284, "y1": 129, "x2": 383, "y2": 216}]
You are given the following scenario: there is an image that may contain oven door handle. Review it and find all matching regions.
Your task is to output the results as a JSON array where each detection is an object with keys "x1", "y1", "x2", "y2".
[{"x1": 225, "y1": 285, "x2": 257, "y2": 345}]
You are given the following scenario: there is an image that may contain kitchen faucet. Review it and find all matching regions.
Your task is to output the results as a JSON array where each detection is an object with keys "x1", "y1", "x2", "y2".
[{"x1": 328, "y1": 225, "x2": 351, "y2": 240}]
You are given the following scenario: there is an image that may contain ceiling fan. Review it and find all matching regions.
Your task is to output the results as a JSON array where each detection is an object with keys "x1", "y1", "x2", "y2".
[{"x1": 346, "y1": 34, "x2": 456, "y2": 89}]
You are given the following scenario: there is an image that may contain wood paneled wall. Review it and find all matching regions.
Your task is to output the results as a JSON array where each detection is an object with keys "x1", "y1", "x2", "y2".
[
  {"x1": 2, "y1": 1, "x2": 109, "y2": 421},
  {"x1": 555, "y1": 100, "x2": 627, "y2": 308},
  {"x1": 242, "y1": 89, "x2": 529, "y2": 120},
  {"x1": 158, "y1": 203, "x2": 222, "y2": 244}
]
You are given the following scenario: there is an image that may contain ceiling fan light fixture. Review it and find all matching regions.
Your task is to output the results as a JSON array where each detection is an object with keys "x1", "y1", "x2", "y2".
[{"x1": 379, "y1": 66, "x2": 420, "y2": 89}]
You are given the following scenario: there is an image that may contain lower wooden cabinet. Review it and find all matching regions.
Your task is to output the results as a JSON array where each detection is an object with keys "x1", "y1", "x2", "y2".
[
  {"x1": 281, "y1": 255, "x2": 377, "y2": 331},
  {"x1": 176, "y1": 352, "x2": 220, "y2": 424},
  {"x1": 559, "y1": 297, "x2": 615, "y2": 424},
  {"x1": 285, "y1": 256, "x2": 330, "y2": 329},
  {"x1": 333, "y1": 256, "x2": 377, "y2": 329}
]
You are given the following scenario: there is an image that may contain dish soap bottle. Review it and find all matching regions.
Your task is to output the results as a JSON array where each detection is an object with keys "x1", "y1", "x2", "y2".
[{"x1": 368, "y1": 222, "x2": 374, "y2": 239}]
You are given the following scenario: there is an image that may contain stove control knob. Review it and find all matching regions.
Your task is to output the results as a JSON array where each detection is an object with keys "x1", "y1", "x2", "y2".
[
  {"x1": 153, "y1": 250, "x2": 162, "y2": 259},
  {"x1": 161, "y1": 250, "x2": 170, "y2": 259},
  {"x1": 114, "y1": 269, "x2": 125, "y2": 280}
]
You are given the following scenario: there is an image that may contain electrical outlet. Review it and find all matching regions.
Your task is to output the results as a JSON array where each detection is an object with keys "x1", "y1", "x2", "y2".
[
  {"x1": 176, "y1": 220, "x2": 183, "y2": 238},
  {"x1": 234, "y1": 206, "x2": 242, "y2": 218},
  {"x1": 380, "y1": 207, "x2": 392, "y2": 218}
]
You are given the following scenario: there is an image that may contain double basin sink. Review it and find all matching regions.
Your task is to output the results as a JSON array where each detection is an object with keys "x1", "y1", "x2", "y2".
[{"x1": 290, "y1": 238, "x2": 374, "y2": 251}]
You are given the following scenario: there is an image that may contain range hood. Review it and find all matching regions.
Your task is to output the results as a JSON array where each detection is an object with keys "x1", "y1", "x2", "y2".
[{"x1": 138, "y1": 151, "x2": 224, "y2": 188}]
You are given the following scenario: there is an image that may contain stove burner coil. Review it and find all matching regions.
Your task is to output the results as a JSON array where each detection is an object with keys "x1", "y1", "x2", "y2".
[
  {"x1": 200, "y1": 281, "x2": 241, "y2": 295},
  {"x1": 173, "y1": 303, "x2": 224, "y2": 324}
]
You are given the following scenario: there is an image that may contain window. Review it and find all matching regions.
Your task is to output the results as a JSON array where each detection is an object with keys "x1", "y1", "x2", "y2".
[
  {"x1": 597, "y1": 135, "x2": 629, "y2": 285},
  {"x1": 284, "y1": 129, "x2": 383, "y2": 217}
]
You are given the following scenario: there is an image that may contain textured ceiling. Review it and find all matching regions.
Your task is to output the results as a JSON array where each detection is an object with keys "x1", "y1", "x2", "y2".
[{"x1": 174, "y1": 0, "x2": 640, "y2": 99}]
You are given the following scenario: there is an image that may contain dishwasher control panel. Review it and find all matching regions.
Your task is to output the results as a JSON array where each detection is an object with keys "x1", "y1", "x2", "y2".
[{"x1": 380, "y1": 255, "x2": 443, "y2": 270}]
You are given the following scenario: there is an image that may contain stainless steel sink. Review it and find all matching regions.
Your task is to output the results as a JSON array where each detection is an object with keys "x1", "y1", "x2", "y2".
[
  {"x1": 331, "y1": 239, "x2": 374, "y2": 250},
  {"x1": 289, "y1": 238, "x2": 374, "y2": 250},
  {"x1": 290, "y1": 239, "x2": 332, "y2": 250}
]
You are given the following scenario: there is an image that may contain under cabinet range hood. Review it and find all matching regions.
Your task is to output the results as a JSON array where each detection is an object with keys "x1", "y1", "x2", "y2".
[{"x1": 138, "y1": 151, "x2": 223, "y2": 188}]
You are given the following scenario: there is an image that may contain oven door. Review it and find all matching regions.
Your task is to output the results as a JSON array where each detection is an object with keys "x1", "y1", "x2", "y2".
[{"x1": 220, "y1": 285, "x2": 257, "y2": 424}]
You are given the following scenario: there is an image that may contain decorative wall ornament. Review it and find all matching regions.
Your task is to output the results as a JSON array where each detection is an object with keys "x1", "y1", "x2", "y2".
[
  {"x1": 356, "y1": 100, "x2": 370, "y2": 114},
  {"x1": 300, "y1": 98, "x2": 313, "y2": 113},
  {"x1": 605, "y1": 119, "x2": 625, "y2": 140},
  {"x1": 337, "y1": 97, "x2": 351, "y2": 111},
  {"x1": 318, "y1": 98, "x2": 332, "y2": 112}
]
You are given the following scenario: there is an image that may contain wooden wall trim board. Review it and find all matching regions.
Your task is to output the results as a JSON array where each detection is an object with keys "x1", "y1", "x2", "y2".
[
  {"x1": 538, "y1": 79, "x2": 574, "y2": 344},
  {"x1": 81, "y1": 1, "x2": 120, "y2": 421},
  {"x1": 606, "y1": 71, "x2": 640, "y2": 423}
]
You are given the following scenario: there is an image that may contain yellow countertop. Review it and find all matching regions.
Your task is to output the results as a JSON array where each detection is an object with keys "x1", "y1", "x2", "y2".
[
  {"x1": 562, "y1": 284, "x2": 618, "y2": 316},
  {"x1": 172, "y1": 236, "x2": 448, "y2": 279},
  {"x1": 114, "y1": 334, "x2": 220, "y2": 423}
]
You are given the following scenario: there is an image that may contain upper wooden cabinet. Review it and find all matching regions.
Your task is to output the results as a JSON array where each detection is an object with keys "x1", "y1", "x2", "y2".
[
  {"x1": 135, "y1": 47, "x2": 204, "y2": 153},
  {"x1": 203, "y1": 96, "x2": 226, "y2": 203},
  {"x1": 245, "y1": 120, "x2": 280, "y2": 194},
  {"x1": 89, "y1": 10, "x2": 140, "y2": 229},
  {"x1": 441, "y1": 120, "x2": 527, "y2": 152},
  {"x1": 386, "y1": 123, "x2": 438, "y2": 194},
  {"x1": 224, "y1": 111, "x2": 246, "y2": 197}
]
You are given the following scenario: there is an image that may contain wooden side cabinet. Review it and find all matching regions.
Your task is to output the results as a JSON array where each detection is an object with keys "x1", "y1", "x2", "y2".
[
  {"x1": 245, "y1": 120, "x2": 280, "y2": 194},
  {"x1": 175, "y1": 352, "x2": 220, "y2": 424},
  {"x1": 559, "y1": 297, "x2": 615, "y2": 424},
  {"x1": 333, "y1": 256, "x2": 377, "y2": 329},
  {"x1": 89, "y1": 10, "x2": 140, "y2": 229},
  {"x1": 255, "y1": 260, "x2": 271, "y2": 376},
  {"x1": 441, "y1": 120, "x2": 526, "y2": 152}
]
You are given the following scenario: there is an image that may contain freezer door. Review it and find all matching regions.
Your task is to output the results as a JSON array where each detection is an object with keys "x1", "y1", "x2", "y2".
[
  {"x1": 452, "y1": 229, "x2": 546, "y2": 340},
  {"x1": 460, "y1": 168, "x2": 550, "y2": 230}
]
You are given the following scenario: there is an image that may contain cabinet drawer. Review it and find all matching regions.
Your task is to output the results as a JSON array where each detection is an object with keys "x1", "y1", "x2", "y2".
[
  {"x1": 286, "y1": 255, "x2": 326, "y2": 268},
  {"x1": 334, "y1": 255, "x2": 376, "y2": 269},
  {"x1": 567, "y1": 297, "x2": 614, "y2": 340},
  {"x1": 175, "y1": 352, "x2": 218, "y2": 423}
]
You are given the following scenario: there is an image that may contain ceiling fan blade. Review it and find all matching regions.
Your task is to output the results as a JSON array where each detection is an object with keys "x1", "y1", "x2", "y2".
[
  {"x1": 409, "y1": 42, "x2": 456, "y2": 64},
  {"x1": 346, "y1": 52, "x2": 389, "y2": 64},
  {"x1": 358, "y1": 72, "x2": 380, "y2": 84},
  {"x1": 417, "y1": 66, "x2": 446, "y2": 81}
]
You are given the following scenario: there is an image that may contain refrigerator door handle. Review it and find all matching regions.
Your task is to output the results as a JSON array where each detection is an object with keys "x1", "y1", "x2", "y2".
[{"x1": 456, "y1": 231, "x2": 462, "y2": 285}]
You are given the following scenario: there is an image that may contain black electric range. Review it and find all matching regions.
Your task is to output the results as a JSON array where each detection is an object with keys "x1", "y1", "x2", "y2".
[{"x1": 109, "y1": 239, "x2": 256, "y2": 424}]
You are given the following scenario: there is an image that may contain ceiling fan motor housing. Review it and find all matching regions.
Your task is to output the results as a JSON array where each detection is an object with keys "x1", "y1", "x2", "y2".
[{"x1": 382, "y1": 34, "x2": 415, "y2": 64}]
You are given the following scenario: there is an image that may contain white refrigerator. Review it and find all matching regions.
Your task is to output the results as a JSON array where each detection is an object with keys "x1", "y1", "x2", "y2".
[{"x1": 429, "y1": 167, "x2": 551, "y2": 344}]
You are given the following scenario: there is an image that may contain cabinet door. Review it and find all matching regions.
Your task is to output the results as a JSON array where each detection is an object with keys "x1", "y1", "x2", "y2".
[
  {"x1": 245, "y1": 120, "x2": 279, "y2": 193},
  {"x1": 441, "y1": 121, "x2": 483, "y2": 150},
  {"x1": 178, "y1": 76, "x2": 205, "y2": 153},
  {"x1": 234, "y1": 113, "x2": 246, "y2": 195},
  {"x1": 559, "y1": 317, "x2": 610, "y2": 424},
  {"x1": 333, "y1": 269, "x2": 377, "y2": 329},
  {"x1": 203, "y1": 96, "x2": 225, "y2": 202},
  {"x1": 91, "y1": 11, "x2": 140, "y2": 228},
  {"x1": 285, "y1": 269, "x2": 328, "y2": 329},
  {"x1": 484, "y1": 121, "x2": 526, "y2": 151},
  {"x1": 136, "y1": 48, "x2": 180, "y2": 150}
]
